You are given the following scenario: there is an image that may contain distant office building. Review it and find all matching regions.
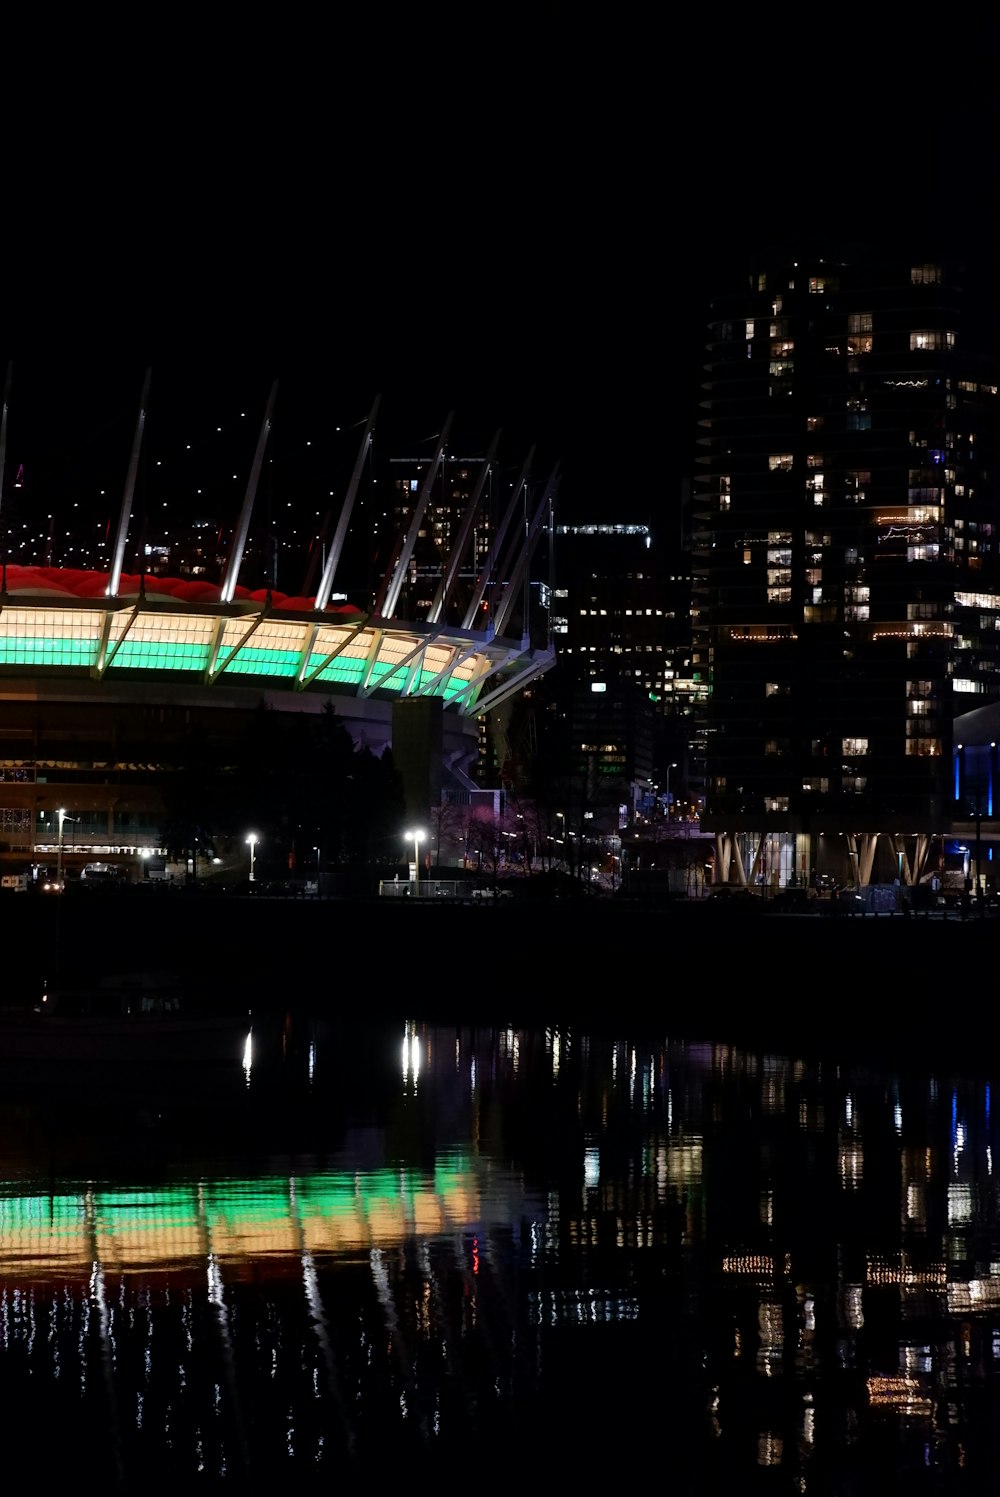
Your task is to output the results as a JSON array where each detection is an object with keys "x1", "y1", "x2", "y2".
[
  {"x1": 543, "y1": 522, "x2": 699, "y2": 820},
  {"x1": 386, "y1": 450, "x2": 494, "y2": 625},
  {"x1": 692, "y1": 251, "x2": 1000, "y2": 887}
]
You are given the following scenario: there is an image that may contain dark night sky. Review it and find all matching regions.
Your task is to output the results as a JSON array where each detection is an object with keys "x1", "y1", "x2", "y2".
[{"x1": 4, "y1": 26, "x2": 998, "y2": 540}]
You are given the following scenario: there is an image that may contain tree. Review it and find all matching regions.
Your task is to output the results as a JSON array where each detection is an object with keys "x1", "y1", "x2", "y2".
[{"x1": 160, "y1": 700, "x2": 407, "y2": 880}]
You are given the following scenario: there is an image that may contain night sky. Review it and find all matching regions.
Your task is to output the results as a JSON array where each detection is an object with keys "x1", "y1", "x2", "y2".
[{"x1": 4, "y1": 28, "x2": 998, "y2": 546}]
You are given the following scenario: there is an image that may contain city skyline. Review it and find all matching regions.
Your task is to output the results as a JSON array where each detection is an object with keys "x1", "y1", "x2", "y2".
[{"x1": 6, "y1": 28, "x2": 999, "y2": 546}]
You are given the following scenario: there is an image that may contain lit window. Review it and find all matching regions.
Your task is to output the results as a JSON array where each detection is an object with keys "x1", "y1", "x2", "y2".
[
  {"x1": 911, "y1": 264, "x2": 942, "y2": 285},
  {"x1": 842, "y1": 737, "x2": 869, "y2": 756},
  {"x1": 769, "y1": 454, "x2": 794, "y2": 472},
  {"x1": 907, "y1": 603, "x2": 943, "y2": 619},
  {"x1": 910, "y1": 330, "x2": 955, "y2": 351}
]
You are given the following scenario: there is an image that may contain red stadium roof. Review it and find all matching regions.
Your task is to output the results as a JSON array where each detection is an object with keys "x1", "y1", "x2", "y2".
[{"x1": 0, "y1": 566, "x2": 364, "y2": 616}]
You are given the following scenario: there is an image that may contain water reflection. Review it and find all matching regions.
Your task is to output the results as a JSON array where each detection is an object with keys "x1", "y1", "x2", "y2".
[{"x1": 2, "y1": 1016, "x2": 1000, "y2": 1487}]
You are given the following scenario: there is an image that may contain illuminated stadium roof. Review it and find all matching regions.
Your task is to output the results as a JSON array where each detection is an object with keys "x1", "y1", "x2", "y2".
[
  {"x1": 0, "y1": 564, "x2": 552, "y2": 717},
  {"x1": 0, "y1": 388, "x2": 558, "y2": 719}
]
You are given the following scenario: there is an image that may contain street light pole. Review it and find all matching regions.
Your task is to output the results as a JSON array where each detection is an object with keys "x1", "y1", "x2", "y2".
[
  {"x1": 665, "y1": 761, "x2": 677, "y2": 822},
  {"x1": 404, "y1": 828, "x2": 424, "y2": 886},
  {"x1": 246, "y1": 833, "x2": 258, "y2": 883},
  {"x1": 57, "y1": 807, "x2": 66, "y2": 883}
]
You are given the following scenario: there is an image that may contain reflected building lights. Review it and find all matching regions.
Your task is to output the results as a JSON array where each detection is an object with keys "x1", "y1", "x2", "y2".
[
  {"x1": 402, "y1": 1021, "x2": 420, "y2": 1090},
  {"x1": 2, "y1": 1022, "x2": 1000, "y2": 1484},
  {"x1": 841, "y1": 1284, "x2": 864, "y2": 1332},
  {"x1": 867, "y1": 1375, "x2": 934, "y2": 1416},
  {"x1": 757, "y1": 1430, "x2": 783, "y2": 1463},
  {"x1": 839, "y1": 1141, "x2": 864, "y2": 1188},
  {"x1": 584, "y1": 1146, "x2": 600, "y2": 1189}
]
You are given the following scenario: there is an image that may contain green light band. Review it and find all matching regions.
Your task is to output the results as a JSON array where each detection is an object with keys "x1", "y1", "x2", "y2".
[
  {"x1": 0, "y1": 1155, "x2": 479, "y2": 1243},
  {"x1": 0, "y1": 639, "x2": 97, "y2": 666},
  {"x1": 108, "y1": 640, "x2": 212, "y2": 670}
]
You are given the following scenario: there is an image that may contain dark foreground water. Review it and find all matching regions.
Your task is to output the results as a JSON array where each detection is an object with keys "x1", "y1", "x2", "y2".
[{"x1": 2, "y1": 981, "x2": 1000, "y2": 1492}]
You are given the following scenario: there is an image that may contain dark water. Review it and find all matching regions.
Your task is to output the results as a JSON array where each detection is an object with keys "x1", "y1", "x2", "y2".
[{"x1": 2, "y1": 997, "x2": 1000, "y2": 1492}]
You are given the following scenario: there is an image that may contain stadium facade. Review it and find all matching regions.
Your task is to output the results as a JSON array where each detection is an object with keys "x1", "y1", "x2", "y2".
[{"x1": 0, "y1": 386, "x2": 558, "y2": 878}]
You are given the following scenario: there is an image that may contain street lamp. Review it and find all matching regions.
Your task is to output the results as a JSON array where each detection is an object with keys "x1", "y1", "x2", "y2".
[
  {"x1": 665, "y1": 761, "x2": 678, "y2": 821},
  {"x1": 246, "y1": 833, "x2": 259, "y2": 883},
  {"x1": 57, "y1": 807, "x2": 67, "y2": 883},
  {"x1": 404, "y1": 828, "x2": 424, "y2": 883}
]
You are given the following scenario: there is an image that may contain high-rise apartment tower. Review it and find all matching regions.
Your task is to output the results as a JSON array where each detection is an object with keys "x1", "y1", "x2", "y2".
[{"x1": 692, "y1": 251, "x2": 1000, "y2": 888}]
